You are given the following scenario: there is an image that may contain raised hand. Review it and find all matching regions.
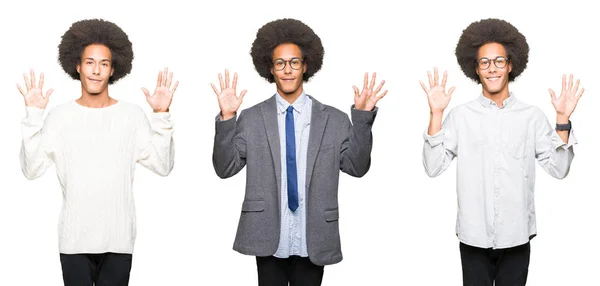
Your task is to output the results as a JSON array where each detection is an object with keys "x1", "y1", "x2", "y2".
[
  {"x1": 210, "y1": 69, "x2": 247, "y2": 121},
  {"x1": 17, "y1": 69, "x2": 53, "y2": 109},
  {"x1": 419, "y1": 67, "x2": 455, "y2": 114},
  {"x1": 142, "y1": 67, "x2": 179, "y2": 113},
  {"x1": 353, "y1": 72, "x2": 388, "y2": 111},
  {"x1": 549, "y1": 74, "x2": 584, "y2": 121}
]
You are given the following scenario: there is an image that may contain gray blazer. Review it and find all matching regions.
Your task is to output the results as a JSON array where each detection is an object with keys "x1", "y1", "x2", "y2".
[{"x1": 213, "y1": 94, "x2": 377, "y2": 266}]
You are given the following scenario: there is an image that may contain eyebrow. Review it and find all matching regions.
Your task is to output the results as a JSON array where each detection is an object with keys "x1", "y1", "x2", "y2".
[
  {"x1": 273, "y1": 57, "x2": 302, "y2": 61},
  {"x1": 83, "y1": 57, "x2": 111, "y2": 62}
]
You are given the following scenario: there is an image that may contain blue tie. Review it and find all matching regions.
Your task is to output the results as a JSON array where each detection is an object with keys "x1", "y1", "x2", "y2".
[{"x1": 286, "y1": 105, "x2": 299, "y2": 212}]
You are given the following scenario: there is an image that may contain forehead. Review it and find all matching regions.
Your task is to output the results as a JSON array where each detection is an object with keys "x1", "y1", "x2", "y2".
[
  {"x1": 272, "y1": 43, "x2": 302, "y2": 59},
  {"x1": 81, "y1": 44, "x2": 112, "y2": 60},
  {"x1": 477, "y1": 42, "x2": 507, "y2": 58}
]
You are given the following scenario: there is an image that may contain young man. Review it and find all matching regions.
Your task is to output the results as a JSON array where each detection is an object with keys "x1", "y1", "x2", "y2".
[
  {"x1": 18, "y1": 19, "x2": 178, "y2": 286},
  {"x1": 420, "y1": 18, "x2": 584, "y2": 286},
  {"x1": 211, "y1": 18, "x2": 387, "y2": 285}
]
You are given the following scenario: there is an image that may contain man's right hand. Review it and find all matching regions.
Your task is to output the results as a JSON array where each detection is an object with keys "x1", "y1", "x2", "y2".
[
  {"x1": 210, "y1": 69, "x2": 247, "y2": 121},
  {"x1": 17, "y1": 69, "x2": 53, "y2": 109},
  {"x1": 419, "y1": 67, "x2": 455, "y2": 115}
]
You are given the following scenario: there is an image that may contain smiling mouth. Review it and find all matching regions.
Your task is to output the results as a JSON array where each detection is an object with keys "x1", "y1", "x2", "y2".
[{"x1": 486, "y1": 76, "x2": 501, "y2": 82}]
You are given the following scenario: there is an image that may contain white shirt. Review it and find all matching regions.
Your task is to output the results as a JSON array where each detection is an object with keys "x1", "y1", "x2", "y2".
[
  {"x1": 423, "y1": 93, "x2": 576, "y2": 249},
  {"x1": 20, "y1": 100, "x2": 175, "y2": 254}
]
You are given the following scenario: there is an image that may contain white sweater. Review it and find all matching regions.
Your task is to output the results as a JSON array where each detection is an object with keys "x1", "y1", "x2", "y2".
[{"x1": 20, "y1": 100, "x2": 174, "y2": 254}]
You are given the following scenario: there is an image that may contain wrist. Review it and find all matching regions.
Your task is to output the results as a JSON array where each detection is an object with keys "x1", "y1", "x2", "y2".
[
  {"x1": 556, "y1": 114, "x2": 570, "y2": 124},
  {"x1": 221, "y1": 112, "x2": 235, "y2": 121},
  {"x1": 430, "y1": 111, "x2": 444, "y2": 117}
]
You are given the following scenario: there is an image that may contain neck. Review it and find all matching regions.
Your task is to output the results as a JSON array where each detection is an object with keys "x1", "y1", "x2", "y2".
[
  {"x1": 76, "y1": 90, "x2": 116, "y2": 108},
  {"x1": 482, "y1": 89, "x2": 510, "y2": 107},
  {"x1": 277, "y1": 87, "x2": 304, "y2": 104}
]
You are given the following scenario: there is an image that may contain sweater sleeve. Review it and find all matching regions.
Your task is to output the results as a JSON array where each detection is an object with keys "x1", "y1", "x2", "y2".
[
  {"x1": 20, "y1": 107, "x2": 58, "y2": 179},
  {"x1": 135, "y1": 111, "x2": 175, "y2": 176}
]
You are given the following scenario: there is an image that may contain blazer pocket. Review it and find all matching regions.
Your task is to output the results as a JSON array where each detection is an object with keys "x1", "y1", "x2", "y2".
[
  {"x1": 241, "y1": 200, "x2": 266, "y2": 212},
  {"x1": 325, "y1": 209, "x2": 339, "y2": 222}
]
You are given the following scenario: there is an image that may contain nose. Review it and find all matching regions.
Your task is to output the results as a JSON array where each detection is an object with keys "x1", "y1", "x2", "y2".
[
  {"x1": 283, "y1": 62, "x2": 292, "y2": 74},
  {"x1": 93, "y1": 63, "x2": 101, "y2": 75}
]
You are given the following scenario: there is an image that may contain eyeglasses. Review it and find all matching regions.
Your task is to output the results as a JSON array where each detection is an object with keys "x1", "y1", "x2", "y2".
[
  {"x1": 476, "y1": 56, "x2": 510, "y2": 70},
  {"x1": 272, "y1": 57, "x2": 304, "y2": 71}
]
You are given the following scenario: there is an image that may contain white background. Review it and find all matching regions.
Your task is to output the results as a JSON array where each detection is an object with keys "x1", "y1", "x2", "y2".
[{"x1": 1, "y1": 0, "x2": 598, "y2": 285}]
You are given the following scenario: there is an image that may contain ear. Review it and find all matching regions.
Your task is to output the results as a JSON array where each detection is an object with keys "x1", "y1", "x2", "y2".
[
  {"x1": 270, "y1": 67, "x2": 274, "y2": 76},
  {"x1": 76, "y1": 63, "x2": 80, "y2": 74},
  {"x1": 475, "y1": 66, "x2": 480, "y2": 76},
  {"x1": 303, "y1": 63, "x2": 307, "y2": 74},
  {"x1": 110, "y1": 67, "x2": 114, "y2": 77},
  {"x1": 508, "y1": 61, "x2": 512, "y2": 73}
]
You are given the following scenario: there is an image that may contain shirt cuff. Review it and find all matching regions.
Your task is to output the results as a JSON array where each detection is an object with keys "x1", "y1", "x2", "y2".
[
  {"x1": 150, "y1": 112, "x2": 174, "y2": 128},
  {"x1": 556, "y1": 128, "x2": 577, "y2": 150},
  {"x1": 423, "y1": 127, "x2": 444, "y2": 145}
]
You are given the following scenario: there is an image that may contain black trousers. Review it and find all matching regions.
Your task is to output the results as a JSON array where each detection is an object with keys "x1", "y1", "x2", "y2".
[
  {"x1": 59, "y1": 252, "x2": 133, "y2": 286},
  {"x1": 256, "y1": 256, "x2": 324, "y2": 286},
  {"x1": 460, "y1": 242, "x2": 531, "y2": 286}
]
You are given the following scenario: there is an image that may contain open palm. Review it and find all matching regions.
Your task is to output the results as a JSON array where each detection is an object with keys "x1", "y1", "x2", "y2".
[
  {"x1": 17, "y1": 69, "x2": 53, "y2": 109},
  {"x1": 353, "y1": 72, "x2": 387, "y2": 111},
  {"x1": 549, "y1": 74, "x2": 584, "y2": 119},
  {"x1": 210, "y1": 69, "x2": 247, "y2": 120},
  {"x1": 419, "y1": 67, "x2": 455, "y2": 114},
  {"x1": 142, "y1": 67, "x2": 179, "y2": 113}
]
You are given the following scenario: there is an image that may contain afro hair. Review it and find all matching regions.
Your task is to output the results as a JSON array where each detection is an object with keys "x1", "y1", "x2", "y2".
[
  {"x1": 250, "y1": 18, "x2": 324, "y2": 83},
  {"x1": 455, "y1": 18, "x2": 529, "y2": 84},
  {"x1": 58, "y1": 18, "x2": 133, "y2": 84}
]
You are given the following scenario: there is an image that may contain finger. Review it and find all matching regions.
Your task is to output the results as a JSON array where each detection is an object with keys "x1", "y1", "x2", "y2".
[
  {"x1": 376, "y1": 90, "x2": 388, "y2": 100},
  {"x1": 239, "y1": 89, "x2": 247, "y2": 102},
  {"x1": 210, "y1": 83, "x2": 220, "y2": 96},
  {"x1": 166, "y1": 72, "x2": 173, "y2": 87},
  {"x1": 141, "y1": 87, "x2": 151, "y2": 99},
  {"x1": 369, "y1": 72, "x2": 376, "y2": 90},
  {"x1": 548, "y1": 89, "x2": 556, "y2": 101},
  {"x1": 156, "y1": 71, "x2": 162, "y2": 88},
  {"x1": 561, "y1": 74, "x2": 566, "y2": 92},
  {"x1": 16, "y1": 84, "x2": 25, "y2": 96},
  {"x1": 572, "y1": 79, "x2": 580, "y2": 95},
  {"x1": 427, "y1": 70, "x2": 434, "y2": 88},
  {"x1": 23, "y1": 73, "x2": 31, "y2": 90},
  {"x1": 39, "y1": 72, "x2": 45, "y2": 90},
  {"x1": 433, "y1": 67, "x2": 439, "y2": 86},
  {"x1": 45, "y1": 88, "x2": 54, "y2": 99},
  {"x1": 447, "y1": 86, "x2": 456, "y2": 100},
  {"x1": 419, "y1": 80, "x2": 429, "y2": 94},
  {"x1": 568, "y1": 74, "x2": 573, "y2": 91},
  {"x1": 218, "y1": 73, "x2": 225, "y2": 91},
  {"x1": 374, "y1": 80, "x2": 385, "y2": 94},
  {"x1": 362, "y1": 73, "x2": 368, "y2": 91},
  {"x1": 441, "y1": 70, "x2": 448, "y2": 88},
  {"x1": 225, "y1": 69, "x2": 230, "y2": 89},
  {"x1": 353, "y1": 85, "x2": 359, "y2": 97},
  {"x1": 171, "y1": 81, "x2": 179, "y2": 95},
  {"x1": 161, "y1": 67, "x2": 168, "y2": 86},
  {"x1": 30, "y1": 69, "x2": 36, "y2": 89},
  {"x1": 232, "y1": 72, "x2": 238, "y2": 91},
  {"x1": 576, "y1": 88, "x2": 584, "y2": 99}
]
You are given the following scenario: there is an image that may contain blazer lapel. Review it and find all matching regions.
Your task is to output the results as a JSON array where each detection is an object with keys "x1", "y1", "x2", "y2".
[
  {"x1": 305, "y1": 96, "x2": 329, "y2": 191},
  {"x1": 261, "y1": 95, "x2": 282, "y2": 195}
]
